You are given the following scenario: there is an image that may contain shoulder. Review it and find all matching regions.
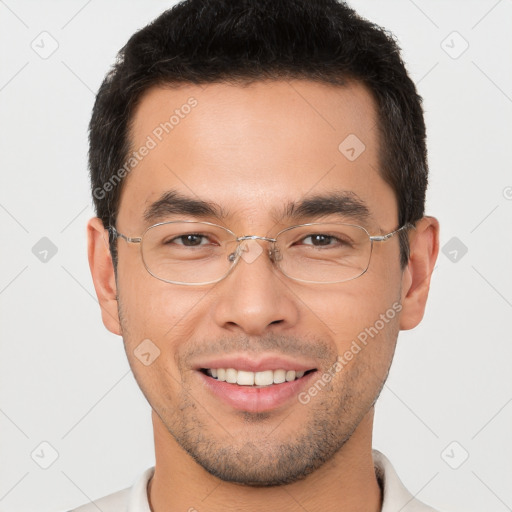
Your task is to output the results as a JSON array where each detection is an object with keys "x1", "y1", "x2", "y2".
[
  {"x1": 68, "y1": 487, "x2": 131, "y2": 511},
  {"x1": 66, "y1": 467, "x2": 154, "y2": 512},
  {"x1": 373, "y1": 450, "x2": 442, "y2": 512}
]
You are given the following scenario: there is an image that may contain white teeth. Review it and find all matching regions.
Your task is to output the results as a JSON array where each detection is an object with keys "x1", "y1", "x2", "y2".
[
  {"x1": 204, "y1": 367, "x2": 311, "y2": 386},
  {"x1": 273, "y1": 369, "x2": 286, "y2": 384},
  {"x1": 237, "y1": 370, "x2": 255, "y2": 386},
  {"x1": 225, "y1": 368, "x2": 237, "y2": 383},
  {"x1": 285, "y1": 370, "x2": 296, "y2": 382},
  {"x1": 254, "y1": 370, "x2": 274, "y2": 386}
]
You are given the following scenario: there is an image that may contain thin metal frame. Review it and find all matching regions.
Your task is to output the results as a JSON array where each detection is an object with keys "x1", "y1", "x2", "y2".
[{"x1": 108, "y1": 220, "x2": 413, "y2": 285}]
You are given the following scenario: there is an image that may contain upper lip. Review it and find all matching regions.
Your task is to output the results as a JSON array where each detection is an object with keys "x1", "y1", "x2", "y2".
[{"x1": 193, "y1": 354, "x2": 318, "y2": 373}]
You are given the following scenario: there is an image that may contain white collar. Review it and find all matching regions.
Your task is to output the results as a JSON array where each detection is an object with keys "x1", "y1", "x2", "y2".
[{"x1": 126, "y1": 450, "x2": 438, "y2": 512}]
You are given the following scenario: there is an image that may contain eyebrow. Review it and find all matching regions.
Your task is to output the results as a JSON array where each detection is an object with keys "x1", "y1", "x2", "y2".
[
  {"x1": 142, "y1": 189, "x2": 372, "y2": 226},
  {"x1": 281, "y1": 191, "x2": 372, "y2": 225},
  {"x1": 143, "y1": 190, "x2": 226, "y2": 225}
]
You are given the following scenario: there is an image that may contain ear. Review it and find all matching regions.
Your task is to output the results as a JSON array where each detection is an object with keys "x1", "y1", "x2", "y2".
[
  {"x1": 87, "y1": 217, "x2": 122, "y2": 335},
  {"x1": 399, "y1": 216, "x2": 440, "y2": 330}
]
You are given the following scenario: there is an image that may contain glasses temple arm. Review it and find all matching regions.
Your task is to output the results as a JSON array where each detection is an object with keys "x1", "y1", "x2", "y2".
[
  {"x1": 107, "y1": 226, "x2": 142, "y2": 244},
  {"x1": 369, "y1": 223, "x2": 415, "y2": 242}
]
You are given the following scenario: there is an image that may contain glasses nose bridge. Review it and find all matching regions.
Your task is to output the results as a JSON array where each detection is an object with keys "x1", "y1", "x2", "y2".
[
  {"x1": 231, "y1": 234, "x2": 281, "y2": 266},
  {"x1": 236, "y1": 235, "x2": 277, "y2": 244}
]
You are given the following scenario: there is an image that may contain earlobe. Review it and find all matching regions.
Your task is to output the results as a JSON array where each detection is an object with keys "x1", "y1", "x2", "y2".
[
  {"x1": 87, "y1": 217, "x2": 122, "y2": 335},
  {"x1": 399, "y1": 216, "x2": 440, "y2": 331}
]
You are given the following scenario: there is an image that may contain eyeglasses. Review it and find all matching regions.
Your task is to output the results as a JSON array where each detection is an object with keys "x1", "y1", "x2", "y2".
[{"x1": 108, "y1": 220, "x2": 412, "y2": 286}]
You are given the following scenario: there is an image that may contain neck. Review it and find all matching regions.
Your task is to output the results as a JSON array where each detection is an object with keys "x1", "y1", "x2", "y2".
[{"x1": 147, "y1": 409, "x2": 382, "y2": 512}]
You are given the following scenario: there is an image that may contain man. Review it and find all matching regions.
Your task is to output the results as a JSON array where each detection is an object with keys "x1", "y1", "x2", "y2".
[{"x1": 79, "y1": 0, "x2": 440, "y2": 510}]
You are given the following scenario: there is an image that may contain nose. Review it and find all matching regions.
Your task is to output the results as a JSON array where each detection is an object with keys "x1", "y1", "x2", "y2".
[{"x1": 211, "y1": 239, "x2": 299, "y2": 336}]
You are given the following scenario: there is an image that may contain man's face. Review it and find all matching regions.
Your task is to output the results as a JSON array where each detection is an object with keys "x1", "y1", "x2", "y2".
[{"x1": 113, "y1": 80, "x2": 405, "y2": 485}]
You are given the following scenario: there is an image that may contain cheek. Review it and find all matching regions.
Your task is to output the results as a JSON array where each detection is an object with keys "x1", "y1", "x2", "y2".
[
  {"x1": 293, "y1": 272, "x2": 402, "y2": 387},
  {"x1": 296, "y1": 274, "x2": 401, "y2": 341},
  {"x1": 117, "y1": 246, "x2": 201, "y2": 337},
  {"x1": 328, "y1": 310, "x2": 400, "y2": 406},
  {"x1": 117, "y1": 274, "x2": 210, "y2": 381},
  {"x1": 117, "y1": 282, "x2": 204, "y2": 404}
]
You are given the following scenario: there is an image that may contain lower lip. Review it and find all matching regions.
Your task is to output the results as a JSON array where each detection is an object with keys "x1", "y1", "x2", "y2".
[{"x1": 197, "y1": 370, "x2": 318, "y2": 413}]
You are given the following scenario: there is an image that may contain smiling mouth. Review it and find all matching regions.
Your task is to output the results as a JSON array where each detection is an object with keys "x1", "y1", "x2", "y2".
[{"x1": 200, "y1": 368, "x2": 317, "y2": 387}]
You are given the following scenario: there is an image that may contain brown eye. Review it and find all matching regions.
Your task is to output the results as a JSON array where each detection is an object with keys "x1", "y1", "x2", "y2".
[
  {"x1": 305, "y1": 234, "x2": 334, "y2": 246},
  {"x1": 166, "y1": 234, "x2": 209, "y2": 246}
]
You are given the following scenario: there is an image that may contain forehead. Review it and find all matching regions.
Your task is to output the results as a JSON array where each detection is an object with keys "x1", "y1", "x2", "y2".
[{"x1": 118, "y1": 80, "x2": 397, "y2": 230}]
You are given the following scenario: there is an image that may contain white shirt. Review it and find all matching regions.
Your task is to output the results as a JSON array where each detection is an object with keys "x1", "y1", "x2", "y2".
[{"x1": 69, "y1": 450, "x2": 440, "y2": 512}]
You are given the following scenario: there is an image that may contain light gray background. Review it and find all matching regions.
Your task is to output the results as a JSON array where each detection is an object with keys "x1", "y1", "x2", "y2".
[{"x1": 1, "y1": 1, "x2": 511, "y2": 511}]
